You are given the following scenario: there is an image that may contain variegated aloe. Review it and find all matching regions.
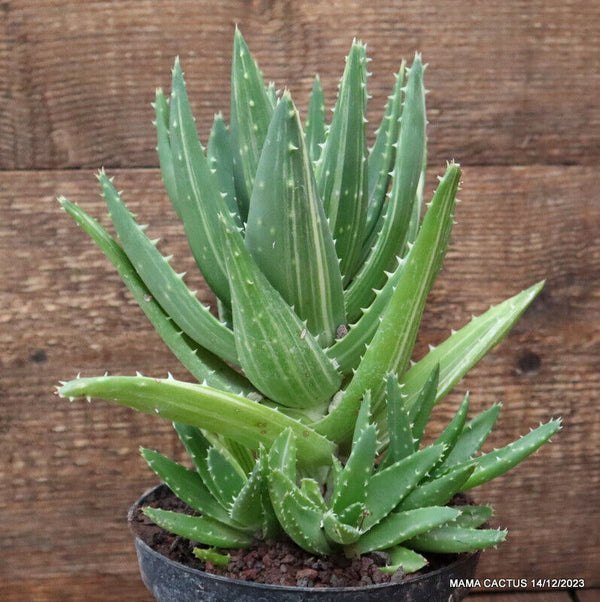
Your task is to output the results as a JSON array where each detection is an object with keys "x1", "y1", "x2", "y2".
[{"x1": 57, "y1": 29, "x2": 560, "y2": 575}]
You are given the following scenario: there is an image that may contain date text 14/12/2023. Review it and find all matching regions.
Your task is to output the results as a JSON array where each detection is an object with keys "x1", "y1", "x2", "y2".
[{"x1": 450, "y1": 578, "x2": 586, "y2": 589}]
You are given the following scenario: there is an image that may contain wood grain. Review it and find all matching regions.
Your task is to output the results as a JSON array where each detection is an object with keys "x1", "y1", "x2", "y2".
[
  {"x1": 1, "y1": 0, "x2": 598, "y2": 169},
  {"x1": 1, "y1": 166, "x2": 597, "y2": 598}
]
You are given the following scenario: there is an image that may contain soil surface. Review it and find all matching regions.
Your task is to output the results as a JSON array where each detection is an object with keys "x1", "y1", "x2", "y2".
[{"x1": 129, "y1": 486, "x2": 466, "y2": 588}]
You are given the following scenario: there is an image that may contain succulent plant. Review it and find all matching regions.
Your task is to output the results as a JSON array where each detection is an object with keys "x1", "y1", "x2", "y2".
[{"x1": 57, "y1": 29, "x2": 560, "y2": 575}]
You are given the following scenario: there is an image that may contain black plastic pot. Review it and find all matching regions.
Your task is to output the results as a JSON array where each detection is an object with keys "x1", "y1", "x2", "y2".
[{"x1": 129, "y1": 485, "x2": 479, "y2": 602}]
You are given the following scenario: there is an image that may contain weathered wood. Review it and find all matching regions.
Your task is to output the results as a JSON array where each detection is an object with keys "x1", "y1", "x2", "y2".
[
  {"x1": 1, "y1": 0, "x2": 598, "y2": 169},
  {"x1": 576, "y1": 590, "x2": 600, "y2": 602},
  {"x1": 1, "y1": 165, "x2": 597, "y2": 599}
]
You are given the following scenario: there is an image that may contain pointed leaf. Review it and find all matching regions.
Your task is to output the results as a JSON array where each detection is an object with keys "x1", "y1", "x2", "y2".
[
  {"x1": 435, "y1": 404, "x2": 502, "y2": 475},
  {"x1": 317, "y1": 163, "x2": 460, "y2": 445},
  {"x1": 316, "y1": 41, "x2": 369, "y2": 281},
  {"x1": 399, "y1": 281, "x2": 546, "y2": 412},
  {"x1": 169, "y1": 58, "x2": 245, "y2": 305},
  {"x1": 362, "y1": 64, "x2": 406, "y2": 250},
  {"x1": 380, "y1": 546, "x2": 427, "y2": 574},
  {"x1": 379, "y1": 375, "x2": 414, "y2": 469},
  {"x1": 154, "y1": 89, "x2": 179, "y2": 214},
  {"x1": 230, "y1": 447, "x2": 269, "y2": 529},
  {"x1": 245, "y1": 92, "x2": 345, "y2": 345},
  {"x1": 57, "y1": 376, "x2": 335, "y2": 467},
  {"x1": 59, "y1": 198, "x2": 250, "y2": 394},
  {"x1": 407, "y1": 526, "x2": 507, "y2": 554},
  {"x1": 140, "y1": 448, "x2": 237, "y2": 527},
  {"x1": 364, "y1": 444, "x2": 444, "y2": 529},
  {"x1": 230, "y1": 27, "x2": 274, "y2": 219},
  {"x1": 409, "y1": 364, "x2": 440, "y2": 446},
  {"x1": 323, "y1": 511, "x2": 362, "y2": 545},
  {"x1": 143, "y1": 507, "x2": 253, "y2": 548},
  {"x1": 224, "y1": 216, "x2": 342, "y2": 408},
  {"x1": 97, "y1": 173, "x2": 239, "y2": 365},
  {"x1": 346, "y1": 55, "x2": 427, "y2": 319},
  {"x1": 462, "y1": 419, "x2": 562, "y2": 490},
  {"x1": 205, "y1": 446, "x2": 246, "y2": 508},
  {"x1": 352, "y1": 506, "x2": 460, "y2": 554},
  {"x1": 305, "y1": 75, "x2": 327, "y2": 163},
  {"x1": 207, "y1": 113, "x2": 242, "y2": 226},
  {"x1": 398, "y1": 463, "x2": 475, "y2": 511}
]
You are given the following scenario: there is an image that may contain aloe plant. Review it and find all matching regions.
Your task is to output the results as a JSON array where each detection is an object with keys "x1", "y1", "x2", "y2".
[{"x1": 57, "y1": 29, "x2": 560, "y2": 576}]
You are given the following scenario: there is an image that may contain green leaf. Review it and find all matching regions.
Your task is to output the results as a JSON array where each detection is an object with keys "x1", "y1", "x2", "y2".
[
  {"x1": 330, "y1": 420, "x2": 377, "y2": 516},
  {"x1": 362, "y1": 64, "x2": 406, "y2": 252},
  {"x1": 230, "y1": 27, "x2": 274, "y2": 220},
  {"x1": 58, "y1": 198, "x2": 251, "y2": 395},
  {"x1": 245, "y1": 92, "x2": 345, "y2": 346},
  {"x1": 230, "y1": 447, "x2": 269, "y2": 529},
  {"x1": 140, "y1": 448, "x2": 237, "y2": 527},
  {"x1": 409, "y1": 364, "x2": 440, "y2": 446},
  {"x1": 430, "y1": 392, "x2": 470, "y2": 468},
  {"x1": 433, "y1": 404, "x2": 502, "y2": 476},
  {"x1": 364, "y1": 445, "x2": 444, "y2": 530},
  {"x1": 223, "y1": 216, "x2": 342, "y2": 408},
  {"x1": 407, "y1": 526, "x2": 507, "y2": 554},
  {"x1": 398, "y1": 463, "x2": 475, "y2": 511},
  {"x1": 169, "y1": 58, "x2": 240, "y2": 306},
  {"x1": 97, "y1": 173, "x2": 239, "y2": 365},
  {"x1": 207, "y1": 113, "x2": 242, "y2": 227},
  {"x1": 380, "y1": 546, "x2": 427, "y2": 574},
  {"x1": 143, "y1": 507, "x2": 253, "y2": 548},
  {"x1": 57, "y1": 376, "x2": 335, "y2": 467},
  {"x1": 346, "y1": 55, "x2": 427, "y2": 320},
  {"x1": 462, "y1": 419, "x2": 562, "y2": 490},
  {"x1": 379, "y1": 375, "x2": 415, "y2": 469},
  {"x1": 399, "y1": 281, "x2": 546, "y2": 413},
  {"x1": 193, "y1": 547, "x2": 231, "y2": 566},
  {"x1": 352, "y1": 506, "x2": 460, "y2": 555},
  {"x1": 205, "y1": 447, "x2": 246, "y2": 508},
  {"x1": 323, "y1": 511, "x2": 362, "y2": 545},
  {"x1": 305, "y1": 75, "x2": 327, "y2": 163},
  {"x1": 153, "y1": 89, "x2": 179, "y2": 214},
  {"x1": 317, "y1": 163, "x2": 460, "y2": 445},
  {"x1": 316, "y1": 40, "x2": 369, "y2": 281},
  {"x1": 449, "y1": 505, "x2": 494, "y2": 529}
]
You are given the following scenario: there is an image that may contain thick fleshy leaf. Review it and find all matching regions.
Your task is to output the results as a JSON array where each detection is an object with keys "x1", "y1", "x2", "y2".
[
  {"x1": 407, "y1": 526, "x2": 507, "y2": 554},
  {"x1": 352, "y1": 506, "x2": 460, "y2": 555},
  {"x1": 207, "y1": 113, "x2": 242, "y2": 226},
  {"x1": 409, "y1": 364, "x2": 440, "y2": 445},
  {"x1": 245, "y1": 92, "x2": 345, "y2": 345},
  {"x1": 305, "y1": 75, "x2": 327, "y2": 163},
  {"x1": 95, "y1": 174, "x2": 239, "y2": 365},
  {"x1": 153, "y1": 89, "x2": 179, "y2": 214},
  {"x1": 140, "y1": 448, "x2": 238, "y2": 527},
  {"x1": 57, "y1": 376, "x2": 335, "y2": 467},
  {"x1": 230, "y1": 27, "x2": 274, "y2": 220},
  {"x1": 378, "y1": 375, "x2": 415, "y2": 469},
  {"x1": 346, "y1": 55, "x2": 427, "y2": 320},
  {"x1": 169, "y1": 58, "x2": 240, "y2": 305},
  {"x1": 316, "y1": 40, "x2": 369, "y2": 281},
  {"x1": 224, "y1": 216, "x2": 342, "y2": 408},
  {"x1": 398, "y1": 463, "x2": 475, "y2": 510},
  {"x1": 433, "y1": 404, "x2": 502, "y2": 476},
  {"x1": 462, "y1": 419, "x2": 562, "y2": 490},
  {"x1": 58, "y1": 198, "x2": 251, "y2": 394},
  {"x1": 317, "y1": 163, "x2": 460, "y2": 445},
  {"x1": 362, "y1": 64, "x2": 406, "y2": 252},
  {"x1": 364, "y1": 445, "x2": 444, "y2": 529},
  {"x1": 143, "y1": 507, "x2": 253, "y2": 548},
  {"x1": 205, "y1": 446, "x2": 246, "y2": 508},
  {"x1": 398, "y1": 281, "x2": 545, "y2": 413},
  {"x1": 380, "y1": 546, "x2": 427, "y2": 574}
]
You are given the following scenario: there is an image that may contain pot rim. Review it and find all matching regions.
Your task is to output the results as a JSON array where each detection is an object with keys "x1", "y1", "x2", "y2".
[{"x1": 129, "y1": 483, "x2": 480, "y2": 594}]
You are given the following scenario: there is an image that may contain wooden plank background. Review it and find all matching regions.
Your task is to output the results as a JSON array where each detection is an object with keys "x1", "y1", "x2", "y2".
[{"x1": 1, "y1": 1, "x2": 598, "y2": 600}]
